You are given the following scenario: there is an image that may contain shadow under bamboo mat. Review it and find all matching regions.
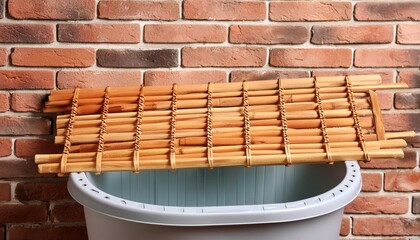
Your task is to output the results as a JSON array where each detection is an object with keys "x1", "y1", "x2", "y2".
[{"x1": 35, "y1": 75, "x2": 415, "y2": 176}]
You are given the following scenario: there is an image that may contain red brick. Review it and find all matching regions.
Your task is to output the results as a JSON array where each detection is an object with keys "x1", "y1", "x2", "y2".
[
  {"x1": 184, "y1": 0, "x2": 266, "y2": 21},
  {"x1": 97, "y1": 49, "x2": 178, "y2": 68},
  {"x1": 359, "y1": 149, "x2": 417, "y2": 169},
  {"x1": 0, "y1": 225, "x2": 3, "y2": 240},
  {"x1": 413, "y1": 196, "x2": 420, "y2": 214},
  {"x1": 99, "y1": 1, "x2": 179, "y2": 20},
  {"x1": 57, "y1": 71, "x2": 142, "y2": 89},
  {"x1": 11, "y1": 48, "x2": 95, "y2": 67},
  {"x1": 345, "y1": 196, "x2": 408, "y2": 214},
  {"x1": 230, "y1": 25, "x2": 308, "y2": 44},
  {"x1": 405, "y1": 134, "x2": 420, "y2": 148},
  {"x1": 385, "y1": 171, "x2": 420, "y2": 192},
  {"x1": 145, "y1": 24, "x2": 226, "y2": 43},
  {"x1": 11, "y1": 92, "x2": 46, "y2": 112},
  {"x1": 312, "y1": 70, "x2": 395, "y2": 84},
  {"x1": 270, "y1": 48, "x2": 352, "y2": 68},
  {"x1": 395, "y1": 92, "x2": 420, "y2": 109},
  {"x1": 355, "y1": 2, "x2": 420, "y2": 21},
  {"x1": 0, "y1": 204, "x2": 47, "y2": 223},
  {"x1": 0, "y1": 138, "x2": 12, "y2": 157},
  {"x1": 0, "y1": 116, "x2": 51, "y2": 135},
  {"x1": 353, "y1": 217, "x2": 420, "y2": 236},
  {"x1": 397, "y1": 24, "x2": 420, "y2": 44},
  {"x1": 377, "y1": 92, "x2": 393, "y2": 110},
  {"x1": 145, "y1": 70, "x2": 226, "y2": 86},
  {"x1": 355, "y1": 49, "x2": 420, "y2": 67},
  {"x1": 0, "y1": 48, "x2": 6, "y2": 66},
  {"x1": 383, "y1": 113, "x2": 419, "y2": 131},
  {"x1": 0, "y1": 24, "x2": 53, "y2": 43},
  {"x1": 0, "y1": 183, "x2": 11, "y2": 201},
  {"x1": 0, "y1": 0, "x2": 3, "y2": 19},
  {"x1": 9, "y1": 226, "x2": 88, "y2": 240},
  {"x1": 182, "y1": 47, "x2": 266, "y2": 67},
  {"x1": 0, "y1": 92, "x2": 9, "y2": 112},
  {"x1": 231, "y1": 70, "x2": 309, "y2": 82},
  {"x1": 15, "y1": 182, "x2": 70, "y2": 201},
  {"x1": 15, "y1": 139, "x2": 62, "y2": 158},
  {"x1": 8, "y1": 0, "x2": 95, "y2": 20},
  {"x1": 361, "y1": 172, "x2": 382, "y2": 192},
  {"x1": 270, "y1": 1, "x2": 351, "y2": 22},
  {"x1": 312, "y1": 25, "x2": 393, "y2": 44},
  {"x1": 0, "y1": 159, "x2": 50, "y2": 178},
  {"x1": 340, "y1": 217, "x2": 350, "y2": 236},
  {"x1": 398, "y1": 70, "x2": 420, "y2": 88},
  {"x1": 0, "y1": 70, "x2": 54, "y2": 90},
  {"x1": 52, "y1": 203, "x2": 85, "y2": 222},
  {"x1": 58, "y1": 24, "x2": 140, "y2": 43}
]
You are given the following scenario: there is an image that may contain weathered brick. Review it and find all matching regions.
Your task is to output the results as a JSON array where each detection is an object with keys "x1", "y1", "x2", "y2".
[
  {"x1": 97, "y1": 49, "x2": 178, "y2": 68},
  {"x1": 184, "y1": 0, "x2": 266, "y2": 21},
  {"x1": 231, "y1": 70, "x2": 309, "y2": 82},
  {"x1": 230, "y1": 25, "x2": 308, "y2": 44},
  {"x1": 353, "y1": 217, "x2": 420, "y2": 235},
  {"x1": 0, "y1": 92, "x2": 9, "y2": 112},
  {"x1": 0, "y1": 204, "x2": 47, "y2": 223},
  {"x1": 413, "y1": 196, "x2": 420, "y2": 214},
  {"x1": 405, "y1": 134, "x2": 420, "y2": 148},
  {"x1": 15, "y1": 182, "x2": 70, "y2": 201},
  {"x1": 145, "y1": 24, "x2": 226, "y2": 43},
  {"x1": 0, "y1": 0, "x2": 3, "y2": 18},
  {"x1": 0, "y1": 116, "x2": 51, "y2": 135},
  {"x1": 397, "y1": 24, "x2": 420, "y2": 44},
  {"x1": 395, "y1": 92, "x2": 420, "y2": 109},
  {"x1": 345, "y1": 196, "x2": 408, "y2": 214},
  {"x1": 11, "y1": 48, "x2": 95, "y2": 67},
  {"x1": 58, "y1": 24, "x2": 140, "y2": 43},
  {"x1": 0, "y1": 159, "x2": 48, "y2": 178},
  {"x1": 0, "y1": 70, "x2": 54, "y2": 90},
  {"x1": 51, "y1": 203, "x2": 85, "y2": 222},
  {"x1": 385, "y1": 171, "x2": 420, "y2": 192},
  {"x1": 57, "y1": 71, "x2": 142, "y2": 89},
  {"x1": 182, "y1": 47, "x2": 266, "y2": 67},
  {"x1": 145, "y1": 70, "x2": 226, "y2": 86},
  {"x1": 359, "y1": 149, "x2": 417, "y2": 169},
  {"x1": 361, "y1": 172, "x2": 382, "y2": 192},
  {"x1": 11, "y1": 92, "x2": 47, "y2": 112},
  {"x1": 9, "y1": 226, "x2": 88, "y2": 240},
  {"x1": 355, "y1": 49, "x2": 420, "y2": 67},
  {"x1": 15, "y1": 139, "x2": 62, "y2": 158},
  {"x1": 312, "y1": 70, "x2": 394, "y2": 84},
  {"x1": 0, "y1": 138, "x2": 12, "y2": 157},
  {"x1": 0, "y1": 24, "x2": 53, "y2": 43},
  {"x1": 8, "y1": 0, "x2": 95, "y2": 20},
  {"x1": 0, "y1": 48, "x2": 6, "y2": 66},
  {"x1": 377, "y1": 92, "x2": 393, "y2": 110},
  {"x1": 355, "y1": 2, "x2": 420, "y2": 21},
  {"x1": 0, "y1": 183, "x2": 11, "y2": 201},
  {"x1": 270, "y1": 1, "x2": 351, "y2": 21},
  {"x1": 398, "y1": 70, "x2": 420, "y2": 88},
  {"x1": 270, "y1": 48, "x2": 352, "y2": 67},
  {"x1": 383, "y1": 113, "x2": 419, "y2": 131},
  {"x1": 340, "y1": 217, "x2": 350, "y2": 236},
  {"x1": 99, "y1": 1, "x2": 179, "y2": 20},
  {"x1": 312, "y1": 25, "x2": 393, "y2": 44}
]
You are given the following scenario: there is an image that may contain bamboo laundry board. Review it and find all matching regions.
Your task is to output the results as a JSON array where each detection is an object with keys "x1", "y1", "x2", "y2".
[{"x1": 35, "y1": 75, "x2": 415, "y2": 176}]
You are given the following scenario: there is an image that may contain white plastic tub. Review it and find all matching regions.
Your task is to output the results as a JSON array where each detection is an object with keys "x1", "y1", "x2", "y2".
[{"x1": 68, "y1": 161, "x2": 361, "y2": 240}]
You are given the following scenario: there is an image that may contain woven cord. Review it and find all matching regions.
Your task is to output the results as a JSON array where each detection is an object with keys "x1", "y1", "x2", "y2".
[
  {"x1": 95, "y1": 87, "x2": 110, "y2": 174},
  {"x1": 206, "y1": 83, "x2": 214, "y2": 169},
  {"x1": 314, "y1": 77, "x2": 334, "y2": 164},
  {"x1": 133, "y1": 86, "x2": 145, "y2": 173},
  {"x1": 60, "y1": 88, "x2": 80, "y2": 176},
  {"x1": 278, "y1": 79, "x2": 292, "y2": 165},
  {"x1": 170, "y1": 84, "x2": 177, "y2": 170},
  {"x1": 242, "y1": 82, "x2": 252, "y2": 168},
  {"x1": 346, "y1": 76, "x2": 371, "y2": 162}
]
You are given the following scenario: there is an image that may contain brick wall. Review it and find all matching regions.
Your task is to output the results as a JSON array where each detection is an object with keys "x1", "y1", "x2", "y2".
[{"x1": 0, "y1": 0, "x2": 419, "y2": 239}]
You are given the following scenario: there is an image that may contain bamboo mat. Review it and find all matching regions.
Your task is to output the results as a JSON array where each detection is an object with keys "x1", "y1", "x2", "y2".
[{"x1": 35, "y1": 75, "x2": 415, "y2": 176}]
